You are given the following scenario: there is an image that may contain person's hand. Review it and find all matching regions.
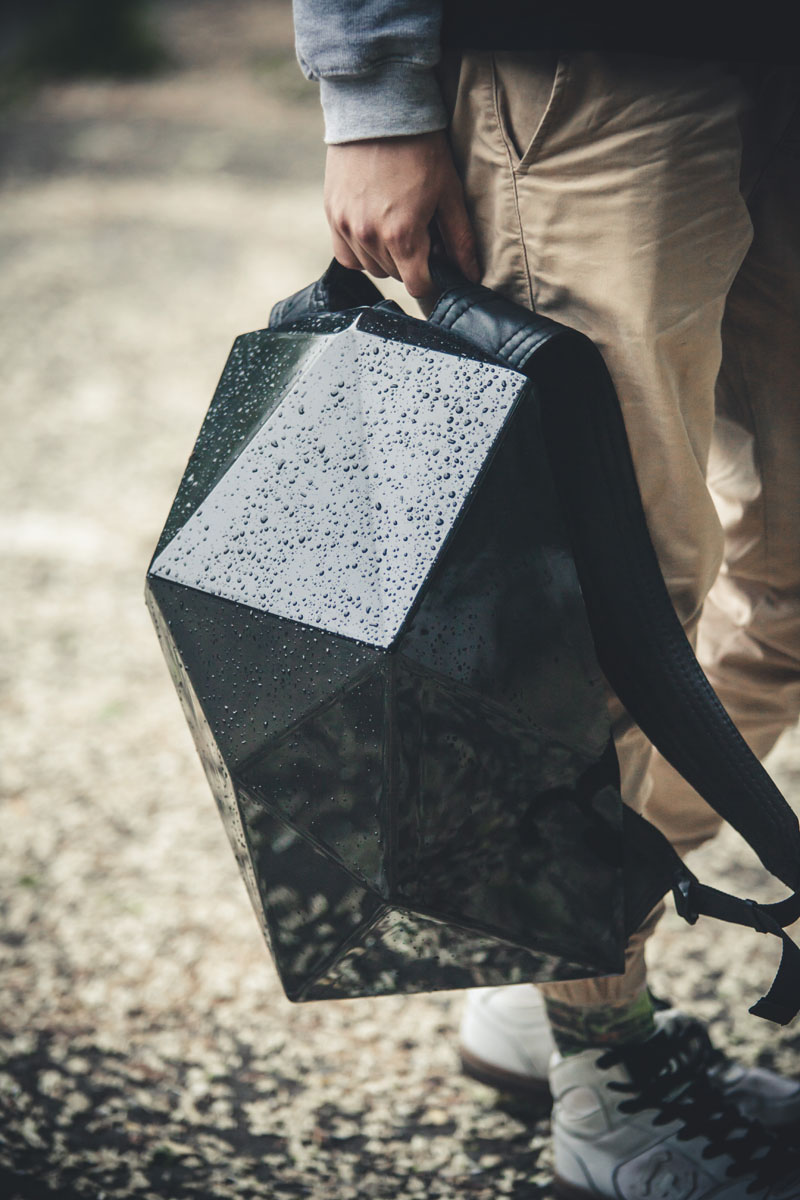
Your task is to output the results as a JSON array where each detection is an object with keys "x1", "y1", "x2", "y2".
[{"x1": 324, "y1": 130, "x2": 480, "y2": 298}]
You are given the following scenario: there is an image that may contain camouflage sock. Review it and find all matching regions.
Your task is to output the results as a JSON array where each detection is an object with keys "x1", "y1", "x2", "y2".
[{"x1": 543, "y1": 987, "x2": 656, "y2": 1057}]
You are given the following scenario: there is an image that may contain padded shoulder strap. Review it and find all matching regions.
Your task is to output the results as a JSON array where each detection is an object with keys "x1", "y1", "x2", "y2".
[{"x1": 429, "y1": 276, "x2": 800, "y2": 891}]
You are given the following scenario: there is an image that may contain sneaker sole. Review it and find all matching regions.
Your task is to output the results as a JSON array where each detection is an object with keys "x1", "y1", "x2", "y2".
[
  {"x1": 552, "y1": 1175, "x2": 598, "y2": 1199},
  {"x1": 459, "y1": 1047, "x2": 552, "y2": 1103}
]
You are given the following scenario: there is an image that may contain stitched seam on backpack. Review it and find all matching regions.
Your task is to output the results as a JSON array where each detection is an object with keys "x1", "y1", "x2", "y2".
[
  {"x1": 430, "y1": 293, "x2": 466, "y2": 328},
  {"x1": 498, "y1": 324, "x2": 540, "y2": 362}
]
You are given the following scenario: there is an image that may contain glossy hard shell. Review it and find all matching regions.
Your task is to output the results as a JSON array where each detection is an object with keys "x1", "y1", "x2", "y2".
[{"x1": 146, "y1": 309, "x2": 625, "y2": 1000}]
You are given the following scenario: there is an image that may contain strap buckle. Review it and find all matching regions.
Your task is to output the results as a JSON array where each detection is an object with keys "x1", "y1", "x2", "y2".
[
  {"x1": 673, "y1": 876, "x2": 699, "y2": 926},
  {"x1": 744, "y1": 898, "x2": 773, "y2": 935}
]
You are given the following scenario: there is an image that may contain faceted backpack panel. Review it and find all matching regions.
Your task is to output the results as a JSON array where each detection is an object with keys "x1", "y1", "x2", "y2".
[
  {"x1": 390, "y1": 662, "x2": 623, "y2": 975},
  {"x1": 398, "y1": 379, "x2": 610, "y2": 757},
  {"x1": 147, "y1": 309, "x2": 625, "y2": 1000},
  {"x1": 148, "y1": 574, "x2": 380, "y2": 769},
  {"x1": 302, "y1": 908, "x2": 600, "y2": 1002},
  {"x1": 236, "y1": 793, "x2": 384, "y2": 1001},
  {"x1": 153, "y1": 332, "x2": 327, "y2": 560},
  {"x1": 151, "y1": 323, "x2": 526, "y2": 646},
  {"x1": 238, "y1": 667, "x2": 389, "y2": 892},
  {"x1": 147, "y1": 590, "x2": 266, "y2": 934}
]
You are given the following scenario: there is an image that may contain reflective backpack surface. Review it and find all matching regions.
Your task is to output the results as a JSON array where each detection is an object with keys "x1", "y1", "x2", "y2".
[{"x1": 146, "y1": 262, "x2": 800, "y2": 1019}]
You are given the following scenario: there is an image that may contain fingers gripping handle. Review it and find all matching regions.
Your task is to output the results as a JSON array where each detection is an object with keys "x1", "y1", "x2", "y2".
[{"x1": 269, "y1": 252, "x2": 477, "y2": 330}]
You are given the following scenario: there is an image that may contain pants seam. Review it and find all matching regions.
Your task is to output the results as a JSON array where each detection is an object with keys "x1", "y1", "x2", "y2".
[{"x1": 490, "y1": 56, "x2": 536, "y2": 310}]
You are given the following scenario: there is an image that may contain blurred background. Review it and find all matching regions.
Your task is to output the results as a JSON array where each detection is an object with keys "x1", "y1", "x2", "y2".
[{"x1": 1, "y1": 4, "x2": 799, "y2": 1198}]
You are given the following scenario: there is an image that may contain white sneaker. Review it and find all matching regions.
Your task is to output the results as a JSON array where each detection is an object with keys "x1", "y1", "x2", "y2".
[
  {"x1": 550, "y1": 1011, "x2": 800, "y2": 1199},
  {"x1": 458, "y1": 986, "x2": 800, "y2": 1130},
  {"x1": 459, "y1": 985, "x2": 555, "y2": 1101}
]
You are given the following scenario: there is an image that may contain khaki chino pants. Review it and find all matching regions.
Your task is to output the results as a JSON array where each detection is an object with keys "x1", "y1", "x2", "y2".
[{"x1": 444, "y1": 54, "x2": 800, "y2": 1006}]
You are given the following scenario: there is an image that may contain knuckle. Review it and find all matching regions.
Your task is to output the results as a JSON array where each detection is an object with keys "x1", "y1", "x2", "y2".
[
  {"x1": 384, "y1": 224, "x2": 414, "y2": 254},
  {"x1": 352, "y1": 221, "x2": 378, "y2": 246},
  {"x1": 327, "y1": 210, "x2": 350, "y2": 240}
]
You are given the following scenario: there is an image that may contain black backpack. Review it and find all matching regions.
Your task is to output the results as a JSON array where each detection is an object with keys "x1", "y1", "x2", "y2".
[{"x1": 146, "y1": 259, "x2": 800, "y2": 1021}]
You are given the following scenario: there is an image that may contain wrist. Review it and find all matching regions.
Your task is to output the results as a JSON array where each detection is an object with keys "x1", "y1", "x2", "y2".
[{"x1": 321, "y1": 62, "x2": 447, "y2": 145}]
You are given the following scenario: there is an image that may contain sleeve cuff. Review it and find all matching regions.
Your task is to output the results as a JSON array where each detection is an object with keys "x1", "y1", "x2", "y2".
[{"x1": 320, "y1": 61, "x2": 448, "y2": 144}]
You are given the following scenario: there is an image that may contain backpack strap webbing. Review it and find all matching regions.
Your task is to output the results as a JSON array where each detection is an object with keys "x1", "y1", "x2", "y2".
[{"x1": 623, "y1": 805, "x2": 800, "y2": 1025}]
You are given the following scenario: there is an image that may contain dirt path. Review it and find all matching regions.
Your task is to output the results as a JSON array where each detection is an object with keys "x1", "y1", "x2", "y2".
[{"x1": 2, "y1": 4, "x2": 799, "y2": 1197}]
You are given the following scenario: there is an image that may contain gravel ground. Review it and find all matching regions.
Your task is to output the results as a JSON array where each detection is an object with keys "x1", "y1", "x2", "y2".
[{"x1": 2, "y1": 5, "x2": 799, "y2": 1198}]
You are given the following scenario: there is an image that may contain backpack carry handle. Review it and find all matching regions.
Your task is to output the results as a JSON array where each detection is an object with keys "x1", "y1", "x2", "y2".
[
  {"x1": 269, "y1": 259, "x2": 385, "y2": 329},
  {"x1": 269, "y1": 252, "x2": 471, "y2": 330}
]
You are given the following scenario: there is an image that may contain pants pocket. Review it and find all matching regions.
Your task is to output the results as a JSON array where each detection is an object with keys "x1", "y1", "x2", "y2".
[{"x1": 491, "y1": 51, "x2": 568, "y2": 172}]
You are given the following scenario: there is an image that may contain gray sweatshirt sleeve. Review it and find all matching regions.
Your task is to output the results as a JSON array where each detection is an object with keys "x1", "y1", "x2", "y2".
[{"x1": 292, "y1": 0, "x2": 447, "y2": 143}]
